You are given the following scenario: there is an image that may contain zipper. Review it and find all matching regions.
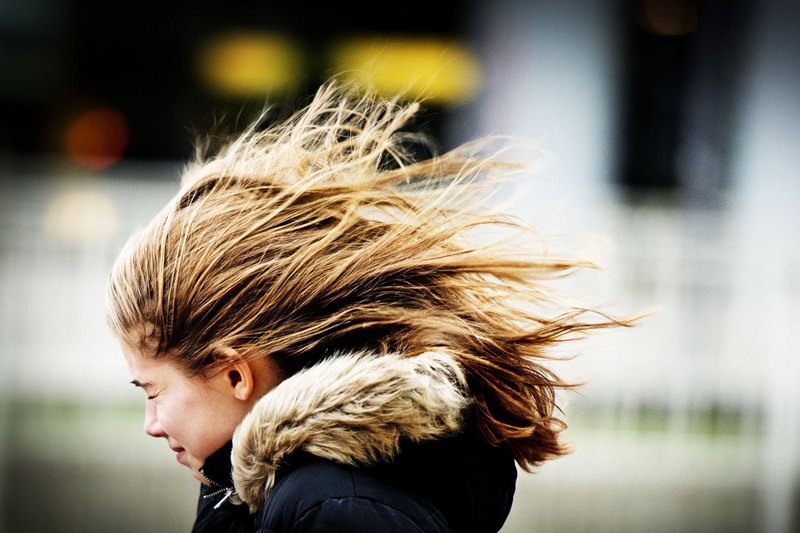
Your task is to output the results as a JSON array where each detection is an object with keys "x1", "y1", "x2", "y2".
[
  {"x1": 213, "y1": 489, "x2": 233, "y2": 509},
  {"x1": 198, "y1": 467, "x2": 236, "y2": 508}
]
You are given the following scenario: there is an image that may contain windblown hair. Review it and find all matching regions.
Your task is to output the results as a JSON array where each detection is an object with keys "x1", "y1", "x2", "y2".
[{"x1": 106, "y1": 82, "x2": 627, "y2": 470}]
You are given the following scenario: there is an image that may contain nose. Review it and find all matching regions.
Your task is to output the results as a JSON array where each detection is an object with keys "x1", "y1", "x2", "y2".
[{"x1": 143, "y1": 399, "x2": 167, "y2": 438}]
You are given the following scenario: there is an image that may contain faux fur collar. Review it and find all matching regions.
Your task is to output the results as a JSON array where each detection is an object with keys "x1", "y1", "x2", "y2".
[{"x1": 230, "y1": 351, "x2": 469, "y2": 511}]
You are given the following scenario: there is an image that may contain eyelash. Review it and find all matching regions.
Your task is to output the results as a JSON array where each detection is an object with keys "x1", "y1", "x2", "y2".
[{"x1": 147, "y1": 393, "x2": 158, "y2": 400}]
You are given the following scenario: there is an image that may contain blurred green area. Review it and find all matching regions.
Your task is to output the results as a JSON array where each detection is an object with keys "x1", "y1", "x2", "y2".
[{"x1": 0, "y1": 398, "x2": 765, "y2": 532}]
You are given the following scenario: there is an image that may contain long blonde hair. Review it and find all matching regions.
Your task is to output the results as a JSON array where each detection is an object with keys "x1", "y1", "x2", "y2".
[{"x1": 106, "y1": 82, "x2": 628, "y2": 470}]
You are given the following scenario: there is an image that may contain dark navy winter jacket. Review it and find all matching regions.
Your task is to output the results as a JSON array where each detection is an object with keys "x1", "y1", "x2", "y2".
[
  {"x1": 191, "y1": 352, "x2": 518, "y2": 532},
  {"x1": 193, "y1": 429, "x2": 517, "y2": 532}
]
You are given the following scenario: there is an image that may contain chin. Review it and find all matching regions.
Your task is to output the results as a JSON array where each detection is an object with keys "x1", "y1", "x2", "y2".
[{"x1": 180, "y1": 454, "x2": 206, "y2": 479}]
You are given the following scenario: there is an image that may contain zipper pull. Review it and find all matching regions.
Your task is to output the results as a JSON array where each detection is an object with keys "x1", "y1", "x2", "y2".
[{"x1": 213, "y1": 488, "x2": 233, "y2": 510}]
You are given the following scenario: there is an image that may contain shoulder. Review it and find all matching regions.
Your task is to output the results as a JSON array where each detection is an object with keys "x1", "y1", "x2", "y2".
[{"x1": 253, "y1": 455, "x2": 453, "y2": 533}]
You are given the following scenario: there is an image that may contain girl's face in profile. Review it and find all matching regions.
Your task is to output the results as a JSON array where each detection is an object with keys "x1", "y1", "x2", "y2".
[{"x1": 121, "y1": 340, "x2": 255, "y2": 482}]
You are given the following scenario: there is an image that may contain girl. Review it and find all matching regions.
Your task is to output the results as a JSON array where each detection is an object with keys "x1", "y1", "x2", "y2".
[{"x1": 106, "y1": 83, "x2": 626, "y2": 532}]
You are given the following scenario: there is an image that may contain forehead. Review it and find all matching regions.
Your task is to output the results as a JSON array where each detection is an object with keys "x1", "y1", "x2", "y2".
[{"x1": 120, "y1": 338, "x2": 185, "y2": 382}]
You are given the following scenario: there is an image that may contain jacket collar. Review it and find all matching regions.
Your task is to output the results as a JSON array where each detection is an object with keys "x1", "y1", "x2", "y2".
[
  {"x1": 198, "y1": 441, "x2": 234, "y2": 493},
  {"x1": 229, "y1": 350, "x2": 469, "y2": 511}
]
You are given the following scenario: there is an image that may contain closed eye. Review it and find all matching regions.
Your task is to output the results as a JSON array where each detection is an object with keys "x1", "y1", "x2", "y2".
[{"x1": 131, "y1": 379, "x2": 158, "y2": 400}]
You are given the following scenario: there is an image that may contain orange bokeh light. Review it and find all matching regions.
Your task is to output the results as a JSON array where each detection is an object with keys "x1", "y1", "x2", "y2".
[{"x1": 65, "y1": 108, "x2": 129, "y2": 169}]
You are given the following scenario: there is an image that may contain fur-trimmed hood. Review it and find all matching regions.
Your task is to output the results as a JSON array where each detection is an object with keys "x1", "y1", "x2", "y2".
[{"x1": 230, "y1": 351, "x2": 470, "y2": 511}]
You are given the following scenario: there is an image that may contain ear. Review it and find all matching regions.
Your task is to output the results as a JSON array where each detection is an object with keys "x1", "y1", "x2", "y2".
[
  {"x1": 226, "y1": 358, "x2": 256, "y2": 401},
  {"x1": 214, "y1": 347, "x2": 256, "y2": 402}
]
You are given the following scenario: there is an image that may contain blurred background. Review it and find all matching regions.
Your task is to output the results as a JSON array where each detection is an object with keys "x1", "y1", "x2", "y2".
[{"x1": 1, "y1": 0, "x2": 798, "y2": 531}]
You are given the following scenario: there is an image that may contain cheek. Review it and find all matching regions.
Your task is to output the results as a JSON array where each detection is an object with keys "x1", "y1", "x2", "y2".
[
  {"x1": 160, "y1": 392, "x2": 235, "y2": 459},
  {"x1": 151, "y1": 402, "x2": 182, "y2": 440},
  {"x1": 155, "y1": 393, "x2": 200, "y2": 440}
]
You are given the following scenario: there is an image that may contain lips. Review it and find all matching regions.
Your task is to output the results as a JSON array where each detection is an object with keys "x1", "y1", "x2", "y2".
[{"x1": 171, "y1": 446, "x2": 186, "y2": 463}]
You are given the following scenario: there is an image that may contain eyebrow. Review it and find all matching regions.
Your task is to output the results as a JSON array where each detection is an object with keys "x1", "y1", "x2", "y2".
[{"x1": 130, "y1": 379, "x2": 151, "y2": 388}]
